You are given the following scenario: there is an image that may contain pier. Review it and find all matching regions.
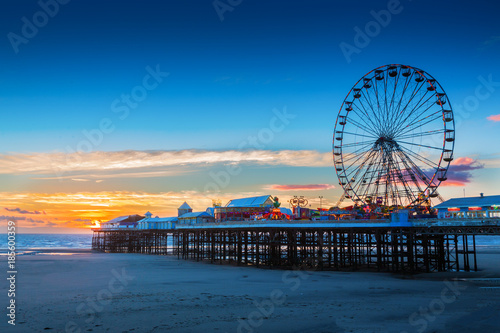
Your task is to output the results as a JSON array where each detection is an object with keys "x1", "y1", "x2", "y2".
[{"x1": 92, "y1": 219, "x2": 500, "y2": 273}]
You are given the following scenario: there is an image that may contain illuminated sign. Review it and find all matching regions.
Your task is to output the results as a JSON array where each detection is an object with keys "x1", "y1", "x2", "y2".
[
  {"x1": 468, "y1": 207, "x2": 482, "y2": 211},
  {"x1": 448, "y1": 208, "x2": 460, "y2": 212}
]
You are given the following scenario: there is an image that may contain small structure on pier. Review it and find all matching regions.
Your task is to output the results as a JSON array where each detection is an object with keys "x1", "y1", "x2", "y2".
[
  {"x1": 137, "y1": 214, "x2": 178, "y2": 230},
  {"x1": 100, "y1": 214, "x2": 144, "y2": 229},
  {"x1": 178, "y1": 202, "x2": 193, "y2": 217},
  {"x1": 215, "y1": 195, "x2": 275, "y2": 221},
  {"x1": 137, "y1": 202, "x2": 200, "y2": 229},
  {"x1": 178, "y1": 211, "x2": 214, "y2": 225},
  {"x1": 435, "y1": 194, "x2": 500, "y2": 219}
]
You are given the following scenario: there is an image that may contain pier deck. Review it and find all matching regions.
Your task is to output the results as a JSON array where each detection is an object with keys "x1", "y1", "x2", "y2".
[{"x1": 92, "y1": 218, "x2": 500, "y2": 273}]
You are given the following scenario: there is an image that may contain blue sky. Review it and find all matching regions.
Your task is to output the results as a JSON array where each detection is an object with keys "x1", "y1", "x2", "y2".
[{"x1": 0, "y1": 0, "x2": 499, "y2": 231}]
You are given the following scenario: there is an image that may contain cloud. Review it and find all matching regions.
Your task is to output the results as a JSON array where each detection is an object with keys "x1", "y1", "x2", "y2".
[
  {"x1": 0, "y1": 215, "x2": 26, "y2": 221},
  {"x1": 25, "y1": 218, "x2": 46, "y2": 224},
  {"x1": 0, "y1": 189, "x2": 294, "y2": 228},
  {"x1": 0, "y1": 214, "x2": 47, "y2": 224},
  {"x1": 267, "y1": 184, "x2": 335, "y2": 191},
  {"x1": 4, "y1": 207, "x2": 42, "y2": 214},
  {"x1": 441, "y1": 157, "x2": 484, "y2": 187},
  {"x1": 37, "y1": 169, "x2": 187, "y2": 181},
  {"x1": 0, "y1": 149, "x2": 332, "y2": 177},
  {"x1": 482, "y1": 36, "x2": 500, "y2": 47},
  {"x1": 487, "y1": 114, "x2": 500, "y2": 122},
  {"x1": 451, "y1": 157, "x2": 475, "y2": 166}
]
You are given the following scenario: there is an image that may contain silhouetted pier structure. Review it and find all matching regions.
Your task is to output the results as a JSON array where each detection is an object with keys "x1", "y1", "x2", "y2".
[{"x1": 92, "y1": 219, "x2": 500, "y2": 273}]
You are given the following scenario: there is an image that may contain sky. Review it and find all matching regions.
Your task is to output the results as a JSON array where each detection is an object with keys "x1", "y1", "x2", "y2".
[{"x1": 1, "y1": 0, "x2": 499, "y2": 233}]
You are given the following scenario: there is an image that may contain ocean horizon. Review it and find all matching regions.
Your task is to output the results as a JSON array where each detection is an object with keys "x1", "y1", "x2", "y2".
[{"x1": 0, "y1": 233, "x2": 93, "y2": 250}]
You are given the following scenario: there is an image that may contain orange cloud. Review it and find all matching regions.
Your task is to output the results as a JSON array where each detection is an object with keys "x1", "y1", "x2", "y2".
[
  {"x1": 451, "y1": 157, "x2": 475, "y2": 166},
  {"x1": 268, "y1": 184, "x2": 335, "y2": 191},
  {"x1": 487, "y1": 114, "x2": 500, "y2": 122},
  {"x1": 439, "y1": 180, "x2": 467, "y2": 187},
  {"x1": 440, "y1": 157, "x2": 484, "y2": 187},
  {"x1": 0, "y1": 190, "x2": 275, "y2": 231}
]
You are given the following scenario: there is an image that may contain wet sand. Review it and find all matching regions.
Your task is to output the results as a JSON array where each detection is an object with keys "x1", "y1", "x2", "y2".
[{"x1": 1, "y1": 249, "x2": 500, "y2": 333}]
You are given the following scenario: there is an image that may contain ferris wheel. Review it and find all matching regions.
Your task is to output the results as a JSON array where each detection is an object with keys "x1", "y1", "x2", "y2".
[{"x1": 333, "y1": 64, "x2": 455, "y2": 207}]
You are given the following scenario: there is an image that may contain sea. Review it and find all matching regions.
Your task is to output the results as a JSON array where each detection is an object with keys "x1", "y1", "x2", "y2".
[{"x1": 0, "y1": 233, "x2": 93, "y2": 251}]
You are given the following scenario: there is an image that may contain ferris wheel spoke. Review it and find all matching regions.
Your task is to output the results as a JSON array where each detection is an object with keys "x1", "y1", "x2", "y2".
[
  {"x1": 341, "y1": 131, "x2": 379, "y2": 139},
  {"x1": 342, "y1": 147, "x2": 376, "y2": 171},
  {"x1": 391, "y1": 80, "x2": 428, "y2": 132},
  {"x1": 366, "y1": 151, "x2": 387, "y2": 202},
  {"x1": 393, "y1": 90, "x2": 436, "y2": 134},
  {"x1": 339, "y1": 147, "x2": 375, "y2": 165},
  {"x1": 393, "y1": 154, "x2": 421, "y2": 204},
  {"x1": 373, "y1": 76, "x2": 384, "y2": 131},
  {"x1": 357, "y1": 154, "x2": 382, "y2": 199},
  {"x1": 387, "y1": 71, "x2": 406, "y2": 128},
  {"x1": 407, "y1": 94, "x2": 438, "y2": 120},
  {"x1": 341, "y1": 144, "x2": 375, "y2": 165},
  {"x1": 378, "y1": 75, "x2": 392, "y2": 135},
  {"x1": 359, "y1": 89, "x2": 385, "y2": 131},
  {"x1": 386, "y1": 152, "x2": 411, "y2": 205},
  {"x1": 391, "y1": 75, "x2": 420, "y2": 131},
  {"x1": 398, "y1": 145, "x2": 440, "y2": 169},
  {"x1": 396, "y1": 100, "x2": 439, "y2": 134},
  {"x1": 353, "y1": 96, "x2": 384, "y2": 131},
  {"x1": 396, "y1": 140, "x2": 444, "y2": 151},
  {"x1": 382, "y1": 74, "x2": 390, "y2": 134},
  {"x1": 392, "y1": 152, "x2": 423, "y2": 204},
  {"x1": 396, "y1": 129, "x2": 445, "y2": 141},
  {"x1": 397, "y1": 148, "x2": 436, "y2": 186},
  {"x1": 346, "y1": 117, "x2": 379, "y2": 137},
  {"x1": 341, "y1": 141, "x2": 375, "y2": 148},
  {"x1": 344, "y1": 150, "x2": 379, "y2": 197},
  {"x1": 396, "y1": 112, "x2": 442, "y2": 137},
  {"x1": 349, "y1": 107, "x2": 381, "y2": 135},
  {"x1": 344, "y1": 150, "x2": 377, "y2": 179},
  {"x1": 387, "y1": 73, "x2": 413, "y2": 132}
]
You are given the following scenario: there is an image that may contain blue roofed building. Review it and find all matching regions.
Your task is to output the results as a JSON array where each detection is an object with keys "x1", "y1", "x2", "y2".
[
  {"x1": 215, "y1": 195, "x2": 274, "y2": 221},
  {"x1": 178, "y1": 211, "x2": 215, "y2": 225},
  {"x1": 137, "y1": 211, "x2": 178, "y2": 230},
  {"x1": 225, "y1": 195, "x2": 274, "y2": 208},
  {"x1": 434, "y1": 194, "x2": 500, "y2": 219},
  {"x1": 100, "y1": 214, "x2": 144, "y2": 229}
]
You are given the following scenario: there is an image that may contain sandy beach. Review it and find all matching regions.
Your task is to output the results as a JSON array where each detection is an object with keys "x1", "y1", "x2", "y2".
[{"x1": 2, "y1": 249, "x2": 500, "y2": 333}]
